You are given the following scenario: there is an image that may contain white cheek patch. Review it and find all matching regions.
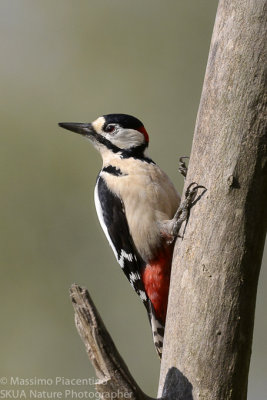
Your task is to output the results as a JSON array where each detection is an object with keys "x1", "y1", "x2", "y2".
[{"x1": 113, "y1": 129, "x2": 145, "y2": 149}]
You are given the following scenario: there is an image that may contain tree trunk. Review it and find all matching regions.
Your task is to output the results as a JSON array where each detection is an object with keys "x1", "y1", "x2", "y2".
[{"x1": 158, "y1": 1, "x2": 267, "y2": 399}]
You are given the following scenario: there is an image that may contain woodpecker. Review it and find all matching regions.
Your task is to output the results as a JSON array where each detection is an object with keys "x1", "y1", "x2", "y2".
[{"x1": 59, "y1": 114, "x2": 181, "y2": 357}]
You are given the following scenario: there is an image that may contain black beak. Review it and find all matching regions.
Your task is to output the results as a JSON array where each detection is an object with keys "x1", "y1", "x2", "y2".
[{"x1": 58, "y1": 122, "x2": 95, "y2": 137}]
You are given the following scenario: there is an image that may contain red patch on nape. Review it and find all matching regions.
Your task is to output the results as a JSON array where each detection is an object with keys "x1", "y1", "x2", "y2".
[{"x1": 138, "y1": 126, "x2": 149, "y2": 143}]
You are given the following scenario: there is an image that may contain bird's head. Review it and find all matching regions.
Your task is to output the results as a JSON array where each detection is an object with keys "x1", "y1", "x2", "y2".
[{"x1": 59, "y1": 114, "x2": 149, "y2": 157}]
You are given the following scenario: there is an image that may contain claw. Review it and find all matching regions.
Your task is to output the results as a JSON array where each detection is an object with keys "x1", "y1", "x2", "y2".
[
  {"x1": 171, "y1": 182, "x2": 206, "y2": 238},
  {"x1": 178, "y1": 156, "x2": 189, "y2": 178},
  {"x1": 160, "y1": 182, "x2": 206, "y2": 240},
  {"x1": 185, "y1": 182, "x2": 205, "y2": 200}
]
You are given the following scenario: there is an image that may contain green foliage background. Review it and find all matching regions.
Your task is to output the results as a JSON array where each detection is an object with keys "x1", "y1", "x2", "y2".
[{"x1": 0, "y1": 1, "x2": 266, "y2": 398}]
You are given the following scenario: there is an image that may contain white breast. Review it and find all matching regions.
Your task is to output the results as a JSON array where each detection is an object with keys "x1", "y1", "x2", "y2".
[{"x1": 102, "y1": 159, "x2": 180, "y2": 261}]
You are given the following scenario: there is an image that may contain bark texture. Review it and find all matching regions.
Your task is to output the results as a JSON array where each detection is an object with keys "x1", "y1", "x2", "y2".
[{"x1": 159, "y1": 1, "x2": 267, "y2": 399}]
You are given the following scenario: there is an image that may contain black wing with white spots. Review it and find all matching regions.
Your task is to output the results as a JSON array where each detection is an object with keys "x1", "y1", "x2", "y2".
[
  {"x1": 95, "y1": 175, "x2": 149, "y2": 306},
  {"x1": 95, "y1": 173, "x2": 165, "y2": 358}
]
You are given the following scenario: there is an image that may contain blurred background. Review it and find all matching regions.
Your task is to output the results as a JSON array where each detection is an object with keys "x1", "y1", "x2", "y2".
[{"x1": 0, "y1": 1, "x2": 266, "y2": 398}]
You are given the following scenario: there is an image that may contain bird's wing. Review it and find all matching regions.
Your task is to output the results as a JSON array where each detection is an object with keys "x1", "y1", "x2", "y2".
[
  {"x1": 95, "y1": 174, "x2": 165, "y2": 357},
  {"x1": 94, "y1": 174, "x2": 150, "y2": 308}
]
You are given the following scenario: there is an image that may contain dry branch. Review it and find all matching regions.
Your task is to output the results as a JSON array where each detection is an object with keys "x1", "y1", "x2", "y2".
[{"x1": 70, "y1": 284, "x2": 152, "y2": 400}]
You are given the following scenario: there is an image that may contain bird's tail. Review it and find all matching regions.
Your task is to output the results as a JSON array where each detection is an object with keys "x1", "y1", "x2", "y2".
[{"x1": 148, "y1": 301, "x2": 165, "y2": 358}]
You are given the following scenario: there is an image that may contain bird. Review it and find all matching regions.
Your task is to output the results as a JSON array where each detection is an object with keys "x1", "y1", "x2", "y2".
[{"x1": 59, "y1": 114, "x2": 181, "y2": 357}]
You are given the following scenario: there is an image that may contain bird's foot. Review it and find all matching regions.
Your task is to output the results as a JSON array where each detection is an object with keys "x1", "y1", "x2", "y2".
[
  {"x1": 171, "y1": 182, "x2": 204, "y2": 237},
  {"x1": 178, "y1": 156, "x2": 189, "y2": 178},
  {"x1": 161, "y1": 182, "x2": 206, "y2": 243}
]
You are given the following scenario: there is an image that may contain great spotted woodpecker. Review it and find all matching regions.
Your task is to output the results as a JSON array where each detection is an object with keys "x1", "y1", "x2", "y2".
[{"x1": 59, "y1": 114, "x2": 182, "y2": 357}]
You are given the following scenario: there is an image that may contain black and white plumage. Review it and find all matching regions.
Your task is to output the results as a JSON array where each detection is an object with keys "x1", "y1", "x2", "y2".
[
  {"x1": 94, "y1": 174, "x2": 147, "y2": 302},
  {"x1": 59, "y1": 114, "x2": 180, "y2": 357}
]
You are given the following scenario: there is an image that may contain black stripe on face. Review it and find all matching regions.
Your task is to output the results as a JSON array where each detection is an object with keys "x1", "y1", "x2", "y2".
[
  {"x1": 98, "y1": 136, "x2": 153, "y2": 163},
  {"x1": 120, "y1": 144, "x2": 155, "y2": 164},
  {"x1": 95, "y1": 134, "x2": 153, "y2": 164},
  {"x1": 94, "y1": 132, "x2": 121, "y2": 153}
]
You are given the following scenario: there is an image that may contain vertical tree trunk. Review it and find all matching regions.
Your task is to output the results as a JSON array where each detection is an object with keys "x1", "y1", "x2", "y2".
[{"x1": 159, "y1": 1, "x2": 267, "y2": 399}]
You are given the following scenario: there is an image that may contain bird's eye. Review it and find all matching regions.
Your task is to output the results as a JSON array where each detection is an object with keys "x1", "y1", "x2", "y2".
[{"x1": 105, "y1": 124, "x2": 116, "y2": 133}]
